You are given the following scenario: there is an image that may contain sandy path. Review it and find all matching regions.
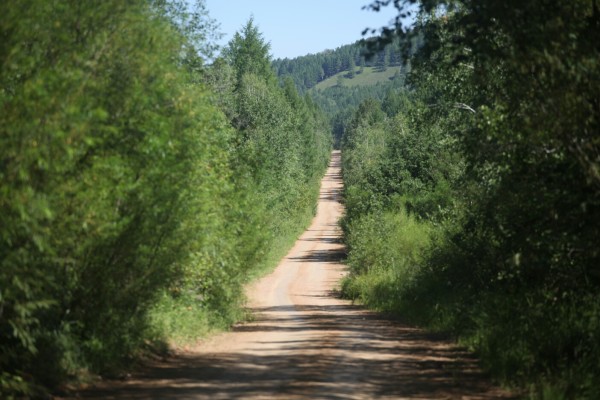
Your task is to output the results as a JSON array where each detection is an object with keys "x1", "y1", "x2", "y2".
[{"x1": 79, "y1": 151, "x2": 512, "y2": 399}]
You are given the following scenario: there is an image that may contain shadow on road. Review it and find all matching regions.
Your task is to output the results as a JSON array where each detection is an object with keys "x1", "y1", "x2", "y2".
[
  {"x1": 82, "y1": 300, "x2": 512, "y2": 400},
  {"x1": 289, "y1": 248, "x2": 346, "y2": 264},
  {"x1": 319, "y1": 187, "x2": 341, "y2": 202},
  {"x1": 76, "y1": 150, "x2": 512, "y2": 400}
]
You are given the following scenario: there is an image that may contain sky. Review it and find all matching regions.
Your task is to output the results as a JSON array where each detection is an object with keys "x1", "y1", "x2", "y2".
[{"x1": 204, "y1": 0, "x2": 404, "y2": 60}]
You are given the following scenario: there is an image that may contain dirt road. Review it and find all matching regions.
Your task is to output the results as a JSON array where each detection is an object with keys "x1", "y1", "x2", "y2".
[{"x1": 80, "y1": 151, "x2": 511, "y2": 399}]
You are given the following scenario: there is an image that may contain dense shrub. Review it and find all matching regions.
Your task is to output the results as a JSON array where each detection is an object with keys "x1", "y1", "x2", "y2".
[
  {"x1": 0, "y1": 3, "x2": 330, "y2": 397},
  {"x1": 341, "y1": 1, "x2": 600, "y2": 396}
]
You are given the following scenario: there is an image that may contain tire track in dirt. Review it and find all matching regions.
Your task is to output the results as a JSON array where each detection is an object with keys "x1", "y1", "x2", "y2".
[{"x1": 75, "y1": 151, "x2": 513, "y2": 399}]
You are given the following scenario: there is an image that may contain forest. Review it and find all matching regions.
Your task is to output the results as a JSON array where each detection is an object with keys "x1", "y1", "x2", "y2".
[
  {"x1": 274, "y1": 40, "x2": 411, "y2": 148},
  {"x1": 1, "y1": 0, "x2": 599, "y2": 398},
  {"x1": 338, "y1": 0, "x2": 600, "y2": 398},
  {"x1": 0, "y1": 1, "x2": 330, "y2": 396}
]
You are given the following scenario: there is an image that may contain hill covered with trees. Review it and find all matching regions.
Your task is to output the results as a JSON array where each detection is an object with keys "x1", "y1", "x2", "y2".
[
  {"x1": 273, "y1": 39, "x2": 410, "y2": 147},
  {"x1": 272, "y1": 39, "x2": 404, "y2": 93}
]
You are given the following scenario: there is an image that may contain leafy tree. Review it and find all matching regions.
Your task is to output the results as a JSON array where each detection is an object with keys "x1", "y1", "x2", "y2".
[
  {"x1": 343, "y1": 0, "x2": 600, "y2": 396},
  {"x1": 158, "y1": 0, "x2": 222, "y2": 62},
  {"x1": 208, "y1": 18, "x2": 331, "y2": 293},
  {"x1": 0, "y1": 1, "x2": 277, "y2": 396}
]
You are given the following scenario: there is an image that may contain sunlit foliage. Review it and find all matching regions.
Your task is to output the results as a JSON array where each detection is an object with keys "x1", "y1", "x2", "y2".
[{"x1": 0, "y1": 3, "x2": 330, "y2": 397}]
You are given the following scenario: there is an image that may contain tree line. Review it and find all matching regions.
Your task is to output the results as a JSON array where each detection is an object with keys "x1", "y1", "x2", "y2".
[
  {"x1": 311, "y1": 77, "x2": 406, "y2": 148},
  {"x1": 0, "y1": 2, "x2": 330, "y2": 397},
  {"x1": 272, "y1": 38, "x2": 405, "y2": 93},
  {"x1": 341, "y1": 1, "x2": 599, "y2": 398}
]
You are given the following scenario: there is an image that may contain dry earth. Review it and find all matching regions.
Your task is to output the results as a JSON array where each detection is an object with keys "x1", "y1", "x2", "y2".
[{"x1": 74, "y1": 151, "x2": 513, "y2": 399}]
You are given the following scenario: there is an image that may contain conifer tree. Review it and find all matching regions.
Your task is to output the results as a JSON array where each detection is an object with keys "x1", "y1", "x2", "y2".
[
  {"x1": 348, "y1": 56, "x2": 356, "y2": 78},
  {"x1": 224, "y1": 17, "x2": 273, "y2": 87}
]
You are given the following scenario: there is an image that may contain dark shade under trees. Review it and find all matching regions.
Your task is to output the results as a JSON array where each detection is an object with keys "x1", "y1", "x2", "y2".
[{"x1": 341, "y1": 0, "x2": 600, "y2": 398}]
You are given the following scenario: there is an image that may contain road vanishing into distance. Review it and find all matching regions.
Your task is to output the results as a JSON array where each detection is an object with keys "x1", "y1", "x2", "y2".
[{"x1": 77, "y1": 151, "x2": 512, "y2": 399}]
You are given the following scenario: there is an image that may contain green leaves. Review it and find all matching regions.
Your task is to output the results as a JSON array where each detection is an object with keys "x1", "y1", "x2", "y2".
[
  {"x1": 343, "y1": 1, "x2": 600, "y2": 396},
  {"x1": 0, "y1": 0, "x2": 249, "y2": 395}
]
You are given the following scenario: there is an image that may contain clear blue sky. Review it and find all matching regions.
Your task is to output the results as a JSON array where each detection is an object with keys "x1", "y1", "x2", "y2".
[{"x1": 204, "y1": 0, "x2": 404, "y2": 60}]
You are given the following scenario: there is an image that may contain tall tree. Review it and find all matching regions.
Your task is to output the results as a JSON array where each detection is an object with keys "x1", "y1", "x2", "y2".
[
  {"x1": 348, "y1": 56, "x2": 357, "y2": 78},
  {"x1": 224, "y1": 17, "x2": 273, "y2": 87}
]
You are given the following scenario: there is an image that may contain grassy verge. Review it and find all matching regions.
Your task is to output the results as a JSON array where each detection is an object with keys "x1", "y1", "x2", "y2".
[{"x1": 341, "y1": 209, "x2": 431, "y2": 317}]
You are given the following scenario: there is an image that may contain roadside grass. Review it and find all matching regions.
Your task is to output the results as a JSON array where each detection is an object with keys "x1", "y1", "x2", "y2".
[
  {"x1": 341, "y1": 209, "x2": 431, "y2": 316},
  {"x1": 313, "y1": 66, "x2": 402, "y2": 91},
  {"x1": 147, "y1": 293, "x2": 217, "y2": 346}
]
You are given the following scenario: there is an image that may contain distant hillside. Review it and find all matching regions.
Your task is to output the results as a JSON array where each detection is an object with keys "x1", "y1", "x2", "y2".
[
  {"x1": 312, "y1": 66, "x2": 402, "y2": 91},
  {"x1": 310, "y1": 68, "x2": 406, "y2": 117},
  {"x1": 273, "y1": 39, "x2": 410, "y2": 149},
  {"x1": 272, "y1": 39, "x2": 403, "y2": 93}
]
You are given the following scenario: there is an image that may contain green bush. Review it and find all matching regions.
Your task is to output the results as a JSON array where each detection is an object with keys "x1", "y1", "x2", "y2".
[
  {"x1": 342, "y1": 210, "x2": 431, "y2": 315},
  {"x1": 341, "y1": 1, "x2": 600, "y2": 396},
  {"x1": 0, "y1": 1, "x2": 292, "y2": 396}
]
